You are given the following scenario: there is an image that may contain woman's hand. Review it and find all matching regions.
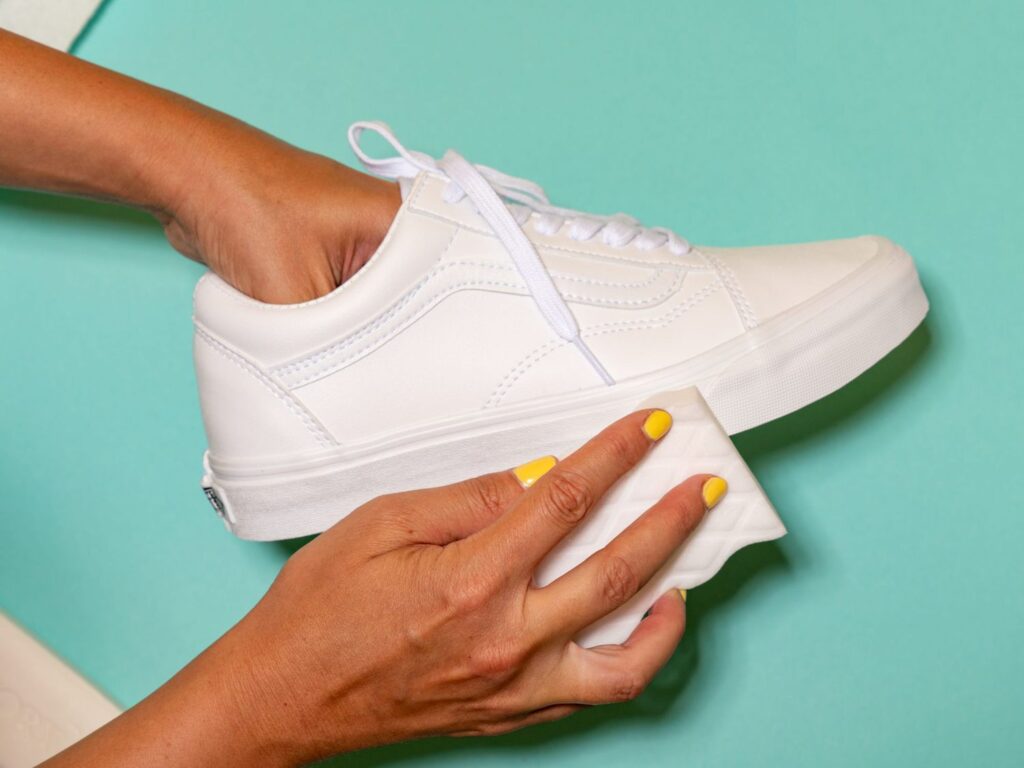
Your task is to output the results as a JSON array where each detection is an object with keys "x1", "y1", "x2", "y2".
[
  {"x1": 43, "y1": 410, "x2": 723, "y2": 767},
  {"x1": 0, "y1": 29, "x2": 400, "y2": 304},
  {"x1": 156, "y1": 118, "x2": 400, "y2": 304},
  {"x1": 233, "y1": 409, "x2": 713, "y2": 759}
]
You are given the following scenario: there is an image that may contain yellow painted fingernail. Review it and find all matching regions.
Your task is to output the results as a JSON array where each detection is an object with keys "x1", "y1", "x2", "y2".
[
  {"x1": 513, "y1": 455, "x2": 558, "y2": 488},
  {"x1": 702, "y1": 476, "x2": 728, "y2": 510},
  {"x1": 677, "y1": 588, "x2": 687, "y2": 602},
  {"x1": 642, "y1": 409, "x2": 673, "y2": 441}
]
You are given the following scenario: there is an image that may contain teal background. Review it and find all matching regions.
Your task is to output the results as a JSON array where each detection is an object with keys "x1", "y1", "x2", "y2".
[{"x1": 2, "y1": 1, "x2": 1022, "y2": 765}]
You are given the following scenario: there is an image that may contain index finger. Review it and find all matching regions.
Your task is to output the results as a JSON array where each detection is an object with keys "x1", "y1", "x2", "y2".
[{"x1": 474, "y1": 408, "x2": 673, "y2": 573}]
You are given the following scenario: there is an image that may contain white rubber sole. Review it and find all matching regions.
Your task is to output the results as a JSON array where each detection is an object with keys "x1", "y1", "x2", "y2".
[{"x1": 203, "y1": 244, "x2": 928, "y2": 541}]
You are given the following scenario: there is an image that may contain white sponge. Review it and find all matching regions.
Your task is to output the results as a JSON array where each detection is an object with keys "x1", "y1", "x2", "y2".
[{"x1": 534, "y1": 387, "x2": 785, "y2": 647}]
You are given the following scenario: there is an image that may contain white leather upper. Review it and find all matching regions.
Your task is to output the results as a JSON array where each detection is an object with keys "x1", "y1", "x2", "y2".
[
  {"x1": 193, "y1": 171, "x2": 888, "y2": 459},
  {"x1": 702, "y1": 236, "x2": 890, "y2": 326}
]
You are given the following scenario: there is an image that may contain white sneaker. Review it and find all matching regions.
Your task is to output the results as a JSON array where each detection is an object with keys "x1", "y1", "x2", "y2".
[{"x1": 194, "y1": 121, "x2": 928, "y2": 540}]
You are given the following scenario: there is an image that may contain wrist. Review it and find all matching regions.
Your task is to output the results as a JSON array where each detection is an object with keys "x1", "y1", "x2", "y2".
[
  {"x1": 214, "y1": 595, "x2": 392, "y2": 765},
  {"x1": 205, "y1": 608, "x2": 340, "y2": 767},
  {"x1": 191, "y1": 623, "x2": 310, "y2": 767},
  {"x1": 123, "y1": 95, "x2": 232, "y2": 219},
  {"x1": 41, "y1": 617, "x2": 305, "y2": 768},
  {"x1": 110, "y1": 83, "x2": 272, "y2": 223}
]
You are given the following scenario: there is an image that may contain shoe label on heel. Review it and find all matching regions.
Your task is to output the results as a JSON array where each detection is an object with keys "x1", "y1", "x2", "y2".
[{"x1": 203, "y1": 486, "x2": 227, "y2": 519}]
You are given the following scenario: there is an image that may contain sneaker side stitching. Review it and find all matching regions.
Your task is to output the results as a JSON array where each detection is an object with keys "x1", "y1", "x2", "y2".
[
  {"x1": 282, "y1": 277, "x2": 529, "y2": 388},
  {"x1": 195, "y1": 326, "x2": 337, "y2": 448},
  {"x1": 279, "y1": 267, "x2": 684, "y2": 389},
  {"x1": 485, "y1": 280, "x2": 724, "y2": 408},
  {"x1": 699, "y1": 249, "x2": 759, "y2": 329},
  {"x1": 272, "y1": 250, "x2": 682, "y2": 384}
]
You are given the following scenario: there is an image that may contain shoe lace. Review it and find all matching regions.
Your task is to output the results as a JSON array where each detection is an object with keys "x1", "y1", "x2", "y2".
[{"x1": 348, "y1": 121, "x2": 691, "y2": 385}]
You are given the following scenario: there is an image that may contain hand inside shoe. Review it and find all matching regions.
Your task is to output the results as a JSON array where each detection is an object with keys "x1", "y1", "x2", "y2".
[{"x1": 159, "y1": 126, "x2": 401, "y2": 304}]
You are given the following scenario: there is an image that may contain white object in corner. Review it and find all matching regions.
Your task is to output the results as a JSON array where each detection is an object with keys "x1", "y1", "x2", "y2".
[
  {"x1": 0, "y1": 612, "x2": 121, "y2": 768},
  {"x1": 0, "y1": 0, "x2": 103, "y2": 51},
  {"x1": 535, "y1": 387, "x2": 785, "y2": 647},
  {"x1": 193, "y1": 121, "x2": 928, "y2": 541}
]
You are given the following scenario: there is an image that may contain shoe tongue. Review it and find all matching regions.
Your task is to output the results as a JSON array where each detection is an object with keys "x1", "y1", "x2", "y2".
[{"x1": 398, "y1": 177, "x2": 415, "y2": 200}]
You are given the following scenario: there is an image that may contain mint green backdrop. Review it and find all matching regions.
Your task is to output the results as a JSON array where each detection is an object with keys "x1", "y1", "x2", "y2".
[{"x1": 2, "y1": 1, "x2": 1022, "y2": 765}]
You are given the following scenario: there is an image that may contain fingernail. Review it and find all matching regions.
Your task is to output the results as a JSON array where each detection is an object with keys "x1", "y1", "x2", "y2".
[
  {"x1": 513, "y1": 455, "x2": 558, "y2": 488},
  {"x1": 702, "y1": 476, "x2": 728, "y2": 510},
  {"x1": 677, "y1": 588, "x2": 687, "y2": 602},
  {"x1": 642, "y1": 409, "x2": 673, "y2": 441}
]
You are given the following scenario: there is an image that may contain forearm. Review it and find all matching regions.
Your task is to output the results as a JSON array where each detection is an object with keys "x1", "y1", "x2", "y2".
[
  {"x1": 0, "y1": 29, "x2": 193, "y2": 211},
  {"x1": 0, "y1": 29, "x2": 298, "y2": 218}
]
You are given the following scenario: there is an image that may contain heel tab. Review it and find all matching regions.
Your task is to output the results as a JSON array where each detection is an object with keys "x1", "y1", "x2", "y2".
[
  {"x1": 191, "y1": 271, "x2": 269, "y2": 342},
  {"x1": 192, "y1": 270, "x2": 214, "y2": 315}
]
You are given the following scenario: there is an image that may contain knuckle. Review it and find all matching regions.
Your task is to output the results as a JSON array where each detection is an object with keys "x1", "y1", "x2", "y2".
[
  {"x1": 541, "y1": 470, "x2": 593, "y2": 527},
  {"x1": 663, "y1": 488, "x2": 705, "y2": 533},
  {"x1": 445, "y1": 575, "x2": 493, "y2": 613},
  {"x1": 365, "y1": 492, "x2": 412, "y2": 525},
  {"x1": 467, "y1": 640, "x2": 527, "y2": 681},
  {"x1": 368, "y1": 491, "x2": 402, "y2": 509},
  {"x1": 600, "y1": 554, "x2": 640, "y2": 605},
  {"x1": 467, "y1": 474, "x2": 509, "y2": 518},
  {"x1": 602, "y1": 428, "x2": 644, "y2": 467},
  {"x1": 607, "y1": 671, "x2": 647, "y2": 703}
]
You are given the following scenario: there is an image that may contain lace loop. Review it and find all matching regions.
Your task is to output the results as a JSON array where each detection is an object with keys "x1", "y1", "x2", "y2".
[{"x1": 348, "y1": 121, "x2": 437, "y2": 179}]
